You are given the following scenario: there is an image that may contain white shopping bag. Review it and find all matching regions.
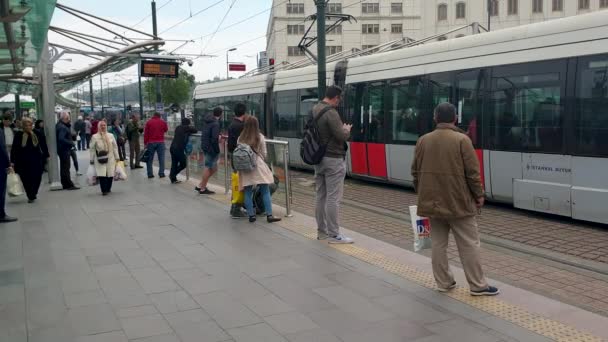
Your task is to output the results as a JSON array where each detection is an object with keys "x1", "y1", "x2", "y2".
[
  {"x1": 86, "y1": 165, "x2": 97, "y2": 186},
  {"x1": 409, "y1": 205, "x2": 432, "y2": 252},
  {"x1": 7, "y1": 172, "x2": 24, "y2": 197}
]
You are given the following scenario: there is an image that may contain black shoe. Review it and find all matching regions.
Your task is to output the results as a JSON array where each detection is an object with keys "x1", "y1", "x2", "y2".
[
  {"x1": 0, "y1": 216, "x2": 17, "y2": 223},
  {"x1": 267, "y1": 216, "x2": 282, "y2": 223},
  {"x1": 198, "y1": 188, "x2": 215, "y2": 195},
  {"x1": 159, "y1": 175, "x2": 166, "y2": 179},
  {"x1": 171, "y1": 180, "x2": 182, "y2": 184},
  {"x1": 102, "y1": 192, "x2": 108, "y2": 196},
  {"x1": 134, "y1": 165, "x2": 144, "y2": 169},
  {"x1": 65, "y1": 186, "x2": 80, "y2": 190},
  {"x1": 230, "y1": 205, "x2": 247, "y2": 219},
  {"x1": 27, "y1": 199, "x2": 35, "y2": 204},
  {"x1": 148, "y1": 175, "x2": 154, "y2": 179},
  {"x1": 195, "y1": 186, "x2": 201, "y2": 192},
  {"x1": 249, "y1": 216, "x2": 256, "y2": 223}
]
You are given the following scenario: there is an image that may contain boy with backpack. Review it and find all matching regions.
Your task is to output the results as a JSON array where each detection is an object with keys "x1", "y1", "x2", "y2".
[{"x1": 196, "y1": 107, "x2": 222, "y2": 194}]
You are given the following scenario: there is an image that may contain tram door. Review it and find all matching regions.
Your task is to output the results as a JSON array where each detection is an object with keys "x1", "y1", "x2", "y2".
[{"x1": 349, "y1": 82, "x2": 388, "y2": 178}]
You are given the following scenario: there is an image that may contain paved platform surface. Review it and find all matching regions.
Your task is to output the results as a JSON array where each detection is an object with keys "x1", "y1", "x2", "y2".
[
  {"x1": 0, "y1": 152, "x2": 606, "y2": 342},
  {"x1": 175, "y1": 150, "x2": 608, "y2": 317}
]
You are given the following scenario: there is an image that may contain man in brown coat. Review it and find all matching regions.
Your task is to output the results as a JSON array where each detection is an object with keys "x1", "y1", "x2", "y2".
[{"x1": 411, "y1": 102, "x2": 499, "y2": 296}]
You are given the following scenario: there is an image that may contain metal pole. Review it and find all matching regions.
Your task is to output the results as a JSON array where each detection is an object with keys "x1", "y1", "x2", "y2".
[
  {"x1": 123, "y1": 81, "x2": 126, "y2": 119},
  {"x1": 14, "y1": 94, "x2": 20, "y2": 119},
  {"x1": 487, "y1": 0, "x2": 491, "y2": 31},
  {"x1": 315, "y1": 0, "x2": 327, "y2": 98},
  {"x1": 40, "y1": 40, "x2": 62, "y2": 190},
  {"x1": 99, "y1": 74, "x2": 104, "y2": 115},
  {"x1": 223, "y1": 137, "x2": 229, "y2": 194},
  {"x1": 107, "y1": 79, "x2": 111, "y2": 108},
  {"x1": 138, "y1": 62, "x2": 144, "y2": 118},
  {"x1": 152, "y1": 0, "x2": 162, "y2": 113},
  {"x1": 226, "y1": 50, "x2": 229, "y2": 79},
  {"x1": 283, "y1": 144, "x2": 292, "y2": 217},
  {"x1": 89, "y1": 78, "x2": 94, "y2": 114}
]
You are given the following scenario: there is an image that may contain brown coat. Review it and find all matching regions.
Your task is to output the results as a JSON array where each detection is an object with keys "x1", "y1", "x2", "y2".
[{"x1": 411, "y1": 123, "x2": 484, "y2": 218}]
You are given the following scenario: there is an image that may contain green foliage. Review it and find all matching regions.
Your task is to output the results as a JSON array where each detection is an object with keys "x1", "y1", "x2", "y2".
[{"x1": 143, "y1": 69, "x2": 196, "y2": 106}]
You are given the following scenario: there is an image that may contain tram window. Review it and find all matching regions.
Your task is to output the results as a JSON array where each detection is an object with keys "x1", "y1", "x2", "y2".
[
  {"x1": 193, "y1": 99, "x2": 208, "y2": 130},
  {"x1": 388, "y1": 77, "x2": 424, "y2": 144},
  {"x1": 274, "y1": 90, "x2": 298, "y2": 138},
  {"x1": 575, "y1": 56, "x2": 608, "y2": 157},
  {"x1": 428, "y1": 74, "x2": 453, "y2": 133},
  {"x1": 248, "y1": 93, "x2": 265, "y2": 133},
  {"x1": 347, "y1": 84, "x2": 366, "y2": 142},
  {"x1": 456, "y1": 69, "x2": 485, "y2": 147},
  {"x1": 488, "y1": 72, "x2": 563, "y2": 152},
  {"x1": 299, "y1": 88, "x2": 318, "y2": 138}
]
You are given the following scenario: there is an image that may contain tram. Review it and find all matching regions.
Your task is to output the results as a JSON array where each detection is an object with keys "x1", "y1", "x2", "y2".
[{"x1": 193, "y1": 10, "x2": 608, "y2": 225}]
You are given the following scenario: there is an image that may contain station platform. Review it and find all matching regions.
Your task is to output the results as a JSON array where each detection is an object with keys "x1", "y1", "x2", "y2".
[{"x1": 1, "y1": 152, "x2": 607, "y2": 342}]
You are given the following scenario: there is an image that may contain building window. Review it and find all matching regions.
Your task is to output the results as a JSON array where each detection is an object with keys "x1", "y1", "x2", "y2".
[
  {"x1": 438, "y1": 4, "x2": 448, "y2": 21},
  {"x1": 456, "y1": 2, "x2": 466, "y2": 19},
  {"x1": 327, "y1": 3, "x2": 342, "y2": 13},
  {"x1": 286, "y1": 3, "x2": 304, "y2": 14},
  {"x1": 508, "y1": 0, "x2": 518, "y2": 14},
  {"x1": 362, "y1": 24, "x2": 380, "y2": 34},
  {"x1": 326, "y1": 46, "x2": 343, "y2": 55},
  {"x1": 287, "y1": 46, "x2": 304, "y2": 56},
  {"x1": 328, "y1": 25, "x2": 342, "y2": 34},
  {"x1": 490, "y1": 0, "x2": 499, "y2": 16},
  {"x1": 362, "y1": 45, "x2": 377, "y2": 50},
  {"x1": 362, "y1": 3, "x2": 380, "y2": 14},
  {"x1": 553, "y1": 0, "x2": 563, "y2": 11},
  {"x1": 287, "y1": 25, "x2": 305, "y2": 35},
  {"x1": 391, "y1": 2, "x2": 403, "y2": 13},
  {"x1": 601, "y1": 0, "x2": 608, "y2": 8},
  {"x1": 391, "y1": 24, "x2": 403, "y2": 33},
  {"x1": 579, "y1": 0, "x2": 589, "y2": 9},
  {"x1": 532, "y1": 0, "x2": 543, "y2": 13}
]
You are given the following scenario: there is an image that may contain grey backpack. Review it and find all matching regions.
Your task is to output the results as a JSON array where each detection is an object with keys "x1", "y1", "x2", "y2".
[{"x1": 232, "y1": 143, "x2": 257, "y2": 172}]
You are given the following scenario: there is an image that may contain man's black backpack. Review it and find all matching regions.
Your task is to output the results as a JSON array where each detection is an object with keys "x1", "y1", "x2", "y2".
[{"x1": 300, "y1": 106, "x2": 333, "y2": 165}]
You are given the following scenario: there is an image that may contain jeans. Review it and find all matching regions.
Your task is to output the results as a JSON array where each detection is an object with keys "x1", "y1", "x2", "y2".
[
  {"x1": 244, "y1": 184, "x2": 272, "y2": 217},
  {"x1": 78, "y1": 132, "x2": 87, "y2": 150},
  {"x1": 59, "y1": 153, "x2": 74, "y2": 189},
  {"x1": 169, "y1": 149, "x2": 187, "y2": 182},
  {"x1": 70, "y1": 149, "x2": 79, "y2": 172},
  {"x1": 85, "y1": 134, "x2": 91, "y2": 149},
  {"x1": 146, "y1": 142, "x2": 165, "y2": 177},
  {"x1": 314, "y1": 157, "x2": 346, "y2": 238},
  {"x1": 98, "y1": 176, "x2": 113, "y2": 194}
]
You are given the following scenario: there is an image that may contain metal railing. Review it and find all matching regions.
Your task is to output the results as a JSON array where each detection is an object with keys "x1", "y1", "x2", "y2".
[{"x1": 185, "y1": 135, "x2": 293, "y2": 217}]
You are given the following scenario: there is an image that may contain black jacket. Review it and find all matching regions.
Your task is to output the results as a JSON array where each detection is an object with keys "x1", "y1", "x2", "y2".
[
  {"x1": 170, "y1": 125, "x2": 198, "y2": 153},
  {"x1": 56, "y1": 121, "x2": 74, "y2": 156},
  {"x1": 74, "y1": 119, "x2": 86, "y2": 134},
  {"x1": 0, "y1": 129, "x2": 9, "y2": 169},
  {"x1": 227, "y1": 117, "x2": 245, "y2": 153},
  {"x1": 11, "y1": 131, "x2": 49, "y2": 173},
  {"x1": 201, "y1": 115, "x2": 220, "y2": 154}
]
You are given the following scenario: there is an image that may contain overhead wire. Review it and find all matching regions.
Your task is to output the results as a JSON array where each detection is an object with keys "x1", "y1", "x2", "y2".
[
  {"x1": 200, "y1": 0, "x2": 239, "y2": 55},
  {"x1": 159, "y1": 0, "x2": 226, "y2": 35},
  {"x1": 129, "y1": 0, "x2": 174, "y2": 30},
  {"x1": 207, "y1": 0, "x2": 366, "y2": 55}
]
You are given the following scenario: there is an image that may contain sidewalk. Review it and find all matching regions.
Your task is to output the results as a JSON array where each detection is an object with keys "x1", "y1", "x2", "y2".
[{"x1": 0, "y1": 156, "x2": 606, "y2": 342}]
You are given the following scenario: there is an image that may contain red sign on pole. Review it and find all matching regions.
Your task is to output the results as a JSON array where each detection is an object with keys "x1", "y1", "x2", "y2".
[{"x1": 229, "y1": 63, "x2": 246, "y2": 72}]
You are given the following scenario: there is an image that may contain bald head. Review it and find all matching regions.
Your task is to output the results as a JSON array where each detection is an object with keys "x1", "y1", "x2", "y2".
[{"x1": 60, "y1": 112, "x2": 71, "y2": 123}]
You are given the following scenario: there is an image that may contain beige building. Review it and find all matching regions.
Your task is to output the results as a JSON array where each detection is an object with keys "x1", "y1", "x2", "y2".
[{"x1": 266, "y1": 0, "x2": 608, "y2": 65}]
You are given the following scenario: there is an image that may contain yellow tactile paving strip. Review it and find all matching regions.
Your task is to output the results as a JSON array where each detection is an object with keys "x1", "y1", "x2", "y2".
[{"x1": 209, "y1": 193, "x2": 602, "y2": 342}]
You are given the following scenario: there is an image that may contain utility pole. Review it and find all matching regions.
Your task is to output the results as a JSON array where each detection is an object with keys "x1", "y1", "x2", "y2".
[
  {"x1": 138, "y1": 63, "x2": 144, "y2": 118},
  {"x1": 40, "y1": 40, "x2": 62, "y2": 190},
  {"x1": 89, "y1": 78, "x2": 94, "y2": 114},
  {"x1": 487, "y1": 0, "x2": 491, "y2": 31},
  {"x1": 314, "y1": 0, "x2": 327, "y2": 98},
  {"x1": 151, "y1": 0, "x2": 162, "y2": 114},
  {"x1": 122, "y1": 81, "x2": 126, "y2": 119}
]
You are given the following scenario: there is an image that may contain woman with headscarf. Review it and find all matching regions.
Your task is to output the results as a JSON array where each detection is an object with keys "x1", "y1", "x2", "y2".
[
  {"x1": 89, "y1": 120, "x2": 120, "y2": 196},
  {"x1": 109, "y1": 118, "x2": 126, "y2": 161},
  {"x1": 10, "y1": 118, "x2": 49, "y2": 203}
]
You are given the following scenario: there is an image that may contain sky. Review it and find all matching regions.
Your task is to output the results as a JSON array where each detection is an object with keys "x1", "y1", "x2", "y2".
[{"x1": 49, "y1": 0, "x2": 273, "y2": 95}]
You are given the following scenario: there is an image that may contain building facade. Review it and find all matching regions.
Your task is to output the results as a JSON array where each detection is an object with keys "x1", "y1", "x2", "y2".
[{"x1": 266, "y1": 0, "x2": 608, "y2": 66}]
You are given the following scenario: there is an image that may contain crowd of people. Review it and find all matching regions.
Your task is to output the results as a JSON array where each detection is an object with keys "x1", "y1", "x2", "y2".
[{"x1": 0, "y1": 90, "x2": 500, "y2": 297}]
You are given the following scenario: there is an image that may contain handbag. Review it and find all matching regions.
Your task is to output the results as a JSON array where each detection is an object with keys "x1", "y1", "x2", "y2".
[
  {"x1": 139, "y1": 147, "x2": 152, "y2": 163},
  {"x1": 96, "y1": 150, "x2": 109, "y2": 164}
]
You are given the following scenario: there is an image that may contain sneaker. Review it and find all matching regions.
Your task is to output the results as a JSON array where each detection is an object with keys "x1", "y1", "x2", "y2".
[
  {"x1": 249, "y1": 216, "x2": 256, "y2": 223},
  {"x1": 0, "y1": 215, "x2": 17, "y2": 223},
  {"x1": 470, "y1": 286, "x2": 500, "y2": 296},
  {"x1": 267, "y1": 216, "x2": 282, "y2": 223},
  {"x1": 317, "y1": 233, "x2": 329, "y2": 241},
  {"x1": 230, "y1": 205, "x2": 248, "y2": 219},
  {"x1": 65, "y1": 186, "x2": 80, "y2": 190},
  {"x1": 437, "y1": 281, "x2": 457, "y2": 293},
  {"x1": 198, "y1": 188, "x2": 216, "y2": 195},
  {"x1": 195, "y1": 186, "x2": 201, "y2": 192},
  {"x1": 328, "y1": 235, "x2": 354, "y2": 244},
  {"x1": 159, "y1": 175, "x2": 166, "y2": 179},
  {"x1": 148, "y1": 175, "x2": 154, "y2": 179},
  {"x1": 171, "y1": 180, "x2": 182, "y2": 184}
]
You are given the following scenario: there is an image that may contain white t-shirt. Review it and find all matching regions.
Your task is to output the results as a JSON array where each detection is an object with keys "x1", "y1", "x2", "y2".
[{"x1": 4, "y1": 126, "x2": 13, "y2": 148}]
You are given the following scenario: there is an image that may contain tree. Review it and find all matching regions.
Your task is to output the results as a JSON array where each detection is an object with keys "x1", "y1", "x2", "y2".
[{"x1": 143, "y1": 68, "x2": 196, "y2": 108}]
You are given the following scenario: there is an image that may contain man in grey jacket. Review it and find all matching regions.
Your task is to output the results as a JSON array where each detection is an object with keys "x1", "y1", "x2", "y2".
[{"x1": 313, "y1": 85, "x2": 353, "y2": 244}]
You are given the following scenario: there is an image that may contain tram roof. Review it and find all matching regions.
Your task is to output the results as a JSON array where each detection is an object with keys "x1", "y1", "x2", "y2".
[
  {"x1": 346, "y1": 10, "x2": 608, "y2": 84},
  {"x1": 272, "y1": 61, "x2": 338, "y2": 92},
  {"x1": 193, "y1": 74, "x2": 269, "y2": 100}
]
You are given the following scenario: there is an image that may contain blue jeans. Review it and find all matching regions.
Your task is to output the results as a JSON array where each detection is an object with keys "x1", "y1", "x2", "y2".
[
  {"x1": 244, "y1": 184, "x2": 272, "y2": 217},
  {"x1": 78, "y1": 132, "x2": 87, "y2": 150},
  {"x1": 146, "y1": 142, "x2": 165, "y2": 177}
]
